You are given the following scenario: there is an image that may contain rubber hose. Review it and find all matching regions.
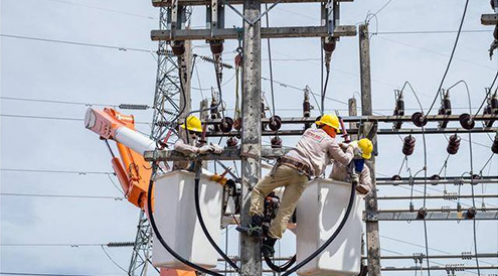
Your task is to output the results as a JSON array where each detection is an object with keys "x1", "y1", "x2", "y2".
[
  {"x1": 194, "y1": 165, "x2": 240, "y2": 272},
  {"x1": 264, "y1": 254, "x2": 297, "y2": 272},
  {"x1": 321, "y1": 70, "x2": 330, "y2": 115},
  {"x1": 281, "y1": 182, "x2": 357, "y2": 276},
  {"x1": 146, "y1": 164, "x2": 224, "y2": 276}
]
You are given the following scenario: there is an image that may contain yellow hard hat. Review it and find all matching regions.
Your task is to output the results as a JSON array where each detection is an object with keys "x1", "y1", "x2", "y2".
[
  {"x1": 358, "y1": 138, "x2": 373, "y2": 159},
  {"x1": 181, "y1": 115, "x2": 203, "y2": 133},
  {"x1": 315, "y1": 114, "x2": 341, "y2": 133}
]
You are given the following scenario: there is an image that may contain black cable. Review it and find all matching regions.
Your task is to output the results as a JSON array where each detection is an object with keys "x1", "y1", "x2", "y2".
[
  {"x1": 265, "y1": 4, "x2": 276, "y2": 117},
  {"x1": 174, "y1": 58, "x2": 188, "y2": 131},
  {"x1": 193, "y1": 164, "x2": 240, "y2": 272},
  {"x1": 321, "y1": 70, "x2": 331, "y2": 115},
  {"x1": 0, "y1": 114, "x2": 150, "y2": 125},
  {"x1": 474, "y1": 71, "x2": 498, "y2": 119},
  {"x1": 425, "y1": 0, "x2": 470, "y2": 115},
  {"x1": 320, "y1": 39, "x2": 324, "y2": 115},
  {"x1": 468, "y1": 132, "x2": 482, "y2": 275},
  {"x1": 1, "y1": 34, "x2": 154, "y2": 53},
  {"x1": 0, "y1": 168, "x2": 113, "y2": 175},
  {"x1": 146, "y1": 163, "x2": 224, "y2": 276},
  {"x1": 0, "y1": 193, "x2": 123, "y2": 200},
  {"x1": 264, "y1": 254, "x2": 296, "y2": 272},
  {"x1": 0, "y1": 96, "x2": 116, "y2": 107},
  {"x1": 183, "y1": 55, "x2": 225, "y2": 144},
  {"x1": 0, "y1": 273, "x2": 121, "y2": 276},
  {"x1": 281, "y1": 182, "x2": 356, "y2": 276},
  {"x1": 373, "y1": 29, "x2": 491, "y2": 35},
  {"x1": 23, "y1": 0, "x2": 155, "y2": 19}
]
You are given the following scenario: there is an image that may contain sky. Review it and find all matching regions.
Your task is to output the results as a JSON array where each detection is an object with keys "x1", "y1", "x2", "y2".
[{"x1": 1, "y1": 0, "x2": 498, "y2": 275}]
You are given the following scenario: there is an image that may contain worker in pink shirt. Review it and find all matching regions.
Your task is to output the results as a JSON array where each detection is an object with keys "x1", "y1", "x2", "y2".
[{"x1": 238, "y1": 114, "x2": 358, "y2": 257}]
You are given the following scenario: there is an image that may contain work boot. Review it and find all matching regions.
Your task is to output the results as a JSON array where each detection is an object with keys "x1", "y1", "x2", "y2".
[
  {"x1": 262, "y1": 237, "x2": 277, "y2": 258},
  {"x1": 236, "y1": 215, "x2": 263, "y2": 237}
]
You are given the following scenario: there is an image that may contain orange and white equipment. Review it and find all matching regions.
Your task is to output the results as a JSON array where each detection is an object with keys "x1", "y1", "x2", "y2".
[
  {"x1": 85, "y1": 107, "x2": 197, "y2": 276},
  {"x1": 84, "y1": 107, "x2": 155, "y2": 210}
]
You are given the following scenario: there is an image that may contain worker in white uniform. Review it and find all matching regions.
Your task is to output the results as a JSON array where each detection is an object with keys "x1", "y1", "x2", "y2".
[
  {"x1": 238, "y1": 114, "x2": 358, "y2": 257},
  {"x1": 330, "y1": 138, "x2": 374, "y2": 195},
  {"x1": 173, "y1": 115, "x2": 223, "y2": 170}
]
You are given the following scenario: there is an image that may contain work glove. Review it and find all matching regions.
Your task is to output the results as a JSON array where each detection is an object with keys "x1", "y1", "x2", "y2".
[
  {"x1": 339, "y1": 142, "x2": 349, "y2": 150},
  {"x1": 210, "y1": 143, "x2": 224, "y2": 154},
  {"x1": 348, "y1": 140, "x2": 359, "y2": 151},
  {"x1": 197, "y1": 145, "x2": 212, "y2": 155}
]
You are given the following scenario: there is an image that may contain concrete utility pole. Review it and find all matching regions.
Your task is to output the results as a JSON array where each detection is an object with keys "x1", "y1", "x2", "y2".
[
  {"x1": 359, "y1": 23, "x2": 381, "y2": 276},
  {"x1": 348, "y1": 97, "x2": 358, "y2": 140},
  {"x1": 239, "y1": 0, "x2": 262, "y2": 274},
  {"x1": 179, "y1": 40, "x2": 193, "y2": 124}
]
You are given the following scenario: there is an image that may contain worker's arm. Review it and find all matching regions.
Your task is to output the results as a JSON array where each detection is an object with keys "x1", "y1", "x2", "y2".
[
  {"x1": 329, "y1": 160, "x2": 344, "y2": 181},
  {"x1": 358, "y1": 165, "x2": 373, "y2": 195},
  {"x1": 174, "y1": 140, "x2": 214, "y2": 155},
  {"x1": 174, "y1": 140, "x2": 199, "y2": 155},
  {"x1": 327, "y1": 140, "x2": 354, "y2": 166}
]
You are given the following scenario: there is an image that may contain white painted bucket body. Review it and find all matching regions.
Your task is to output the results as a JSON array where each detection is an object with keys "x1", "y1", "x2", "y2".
[
  {"x1": 152, "y1": 170, "x2": 223, "y2": 270},
  {"x1": 296, "y1": 178, "x2": 363, "y2": 276}
]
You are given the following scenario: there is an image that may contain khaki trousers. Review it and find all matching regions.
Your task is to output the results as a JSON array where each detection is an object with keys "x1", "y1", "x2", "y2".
[{"x1": 249, "y1": 164, "x2": 309, "y2": 239}]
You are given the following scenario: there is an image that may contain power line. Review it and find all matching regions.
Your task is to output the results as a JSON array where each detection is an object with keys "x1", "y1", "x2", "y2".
[
  {"x1": 0, "y1": 193, "x2": 124, "y2": 200},
  {"x1": 1, "y1": 242, "x2": 134, "y2": 247},
  {"x1": 17, "y1": 0, "x2": 156, "y2": 20},
  {"x1": 0, "y1": 272, "x2": 124, "y2": 276},
  {"x1": 0, "y1": 96, "x2": 485, "y2": 113},
  {"x1": 0, "y1": 168, "x2": 114, "y2": 175},
  {"x1": 0, "y1": 114, "x2": 151, "y2": 125},
  {"x1": 375, "y1": 36, "x2": 496, "y2": 71},
  {"x1": 1, "y1": 34, "x2": 154, "y2": 53},
  {"x1": 1, "y1": 96, "x2": 117, "y2": 108},
  {"x1": 373, "y1": 29, "x2": 492, "y2": 35},
  {"x1": 426, "y1": 0, "x2": 471, "y2": 115},
  {"x1": 1, "y1": 96, "x2": 151, "y2": 111},
  {"x1": 1, "y1": 243, "x2": 107, "y2": 247}
]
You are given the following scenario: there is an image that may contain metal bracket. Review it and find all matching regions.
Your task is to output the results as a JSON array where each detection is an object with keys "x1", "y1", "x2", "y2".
[
  {"x1": 364, "y1": 210, "x2": 378, "y2": 221},
  {"x1": 224, "y1": 0, "x2": 284, "y2": 26},
  {"x1": 170, "y1": 0, "x2": 179, "y2": 39}
]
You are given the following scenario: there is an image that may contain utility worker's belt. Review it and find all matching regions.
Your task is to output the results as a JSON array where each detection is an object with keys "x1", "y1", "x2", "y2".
[{"x1": 278, "y1": 156, "x2": 313, "y2": 177}]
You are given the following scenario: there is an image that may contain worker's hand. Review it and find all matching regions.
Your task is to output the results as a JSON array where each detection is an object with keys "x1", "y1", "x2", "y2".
[
  {"x1": 348, "y1": 140, "x2": 359, "y2": 151},
  {"x1": 197, "y1": 145, "x2": 212, "y2": 155},
  {"x1": 339, "y1": 143, "x2": 349, "y2": 150},
  {"x1": 210, "y1": 143, "x2": 224, "y2": 154}
]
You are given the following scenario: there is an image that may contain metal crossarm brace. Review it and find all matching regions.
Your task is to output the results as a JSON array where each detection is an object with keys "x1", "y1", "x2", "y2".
[
  {"x1": 203, "y1": 114, "x2": 498, "y2": 125},
  {"x1": 482, "y1": 14, "x2": 498, "y2": 25},
  {"x1": 153, "y1": 0, "x2": 352, "y2": 6},
  {"x1": 204, "y1": 127, "x2": 498, "y2": 137},
  {"x1": 152, "y1": 25, "x2": 357, "y2": 41},
  {"x1": 381, "y1": 265, "x2": 498, "y2": 271},
  {"x1": 144, "y1": 148, "x2": 290, "y2": 161},
  {"x1": 368, "y1": 211, "x2": 498, "y2": 221}
]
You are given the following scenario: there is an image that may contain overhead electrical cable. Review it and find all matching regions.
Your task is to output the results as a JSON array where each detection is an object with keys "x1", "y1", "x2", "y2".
[
  {"x1": 0, "y1": 272, "x2": 123, "y2": 276},
  {"x1": 375, "y1": 36, "x2": 496, "y2": 71},
  {"x1": 425, "y1": 0, "x2": 471, "y2": 115},
  {"x1": 373, "y1": 29, "x2": 491, "y2": 35},
  {"x1": 0, "y1": 193, "x2": 124, "y2": 200},
  {"x1": 1, "y1": 34, "x2": 154, "y2": 53},
  {"x1": 22, "y1": 0, "x2": 155, "y2": 19},
  {"x1": 0, "y1": 114, "x2": 151, "y2": 125},
  {"x1": 0, "y1": 168, "x2": 114, "y2": 175},
  {"x1": 0, "y1": 96, "x2": 117, "y2": 107}
]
